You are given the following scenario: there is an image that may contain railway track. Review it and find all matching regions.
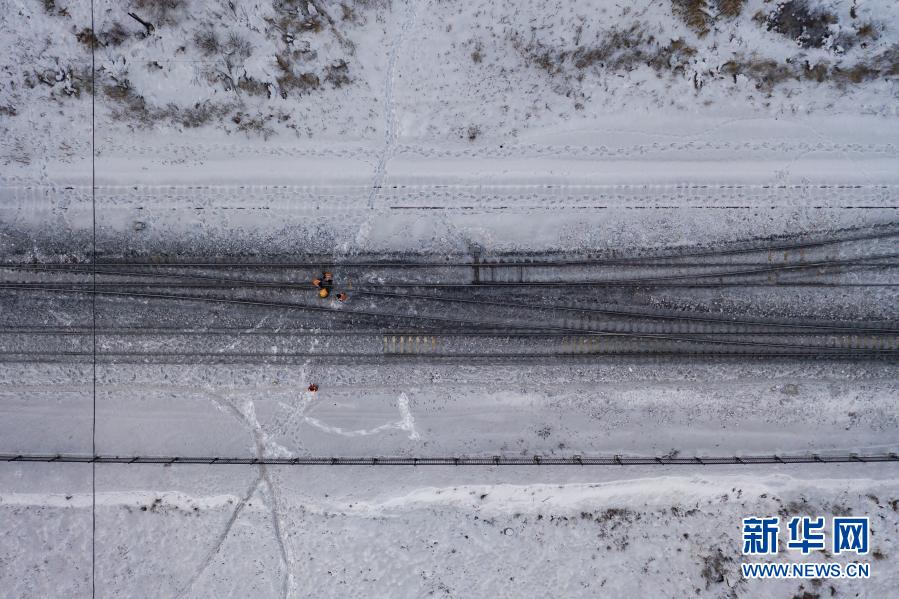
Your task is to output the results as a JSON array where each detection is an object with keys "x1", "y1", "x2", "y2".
[
  {"x1": 2, "y1": 326, "x2": 894, "y2": 336},
  {"x1": 3, "y1": 250, "x2": 899, "y2": 287},
  {"x1": 5, "y1": 220, "x2": 894, "y2": 269},
  {"x1": 3, "y1": 282, "x2": 899, "y2": 331},
  {"x1": 2, "y1": 226, "x2": 896, "y2": 361},
  {"x1": 1, "y1": 299, "x2": 896, "y2": 359},
  {"x1": 3, "y1": 452, "x2": 898, "y2": 466},
  {"x1": 2, "y1": 280, "x2": 898, "y2": 331},
  {"x1": 1, "y1": 304, "x2": 896, "y2": 361}
]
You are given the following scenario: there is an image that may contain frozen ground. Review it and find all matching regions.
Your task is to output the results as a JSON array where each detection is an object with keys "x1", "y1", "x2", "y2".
[{"x1": 1, "y1": 0, "x2": 898, "y2": 597}]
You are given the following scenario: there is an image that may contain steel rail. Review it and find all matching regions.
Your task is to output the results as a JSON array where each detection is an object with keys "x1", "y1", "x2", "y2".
[
  {"x1": 3, "y1": 261, "x2": 898, "y2": 269},
  {"x1": 2, "y1": 452, "x2": 897, "y2": 466},
  {"x1": 372, "y1": 255, "x2": 899, "y2": 287},
  {"x1": 1, "y1": 327, "x2": 894, "y2": 337},
  {"x1": 3, "y1": 253, "x2": 897, "y2": 286},
  {"x1": 1, "y1": 350, "x2": 893, "y2": 359},
  {"x1": 5, "y1": 281, "x2": 899, "y2": 289}
]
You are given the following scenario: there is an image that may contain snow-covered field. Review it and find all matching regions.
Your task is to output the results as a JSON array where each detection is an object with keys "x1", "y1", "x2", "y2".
[
  {"x1": 1, "y1": 0, "x2": 898, "y2": 596},
  {"x1": 3, "y1": 463, "x2": 899, "y2": 597}
]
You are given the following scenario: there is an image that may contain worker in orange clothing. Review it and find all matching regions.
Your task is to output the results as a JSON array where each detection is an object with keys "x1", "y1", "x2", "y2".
[
  {"x1": 336, "y1": 292, "x2": 348, "y2": 302},
  {"x1": 314, "y1": 272, "x2": 334, "y2": 299}
]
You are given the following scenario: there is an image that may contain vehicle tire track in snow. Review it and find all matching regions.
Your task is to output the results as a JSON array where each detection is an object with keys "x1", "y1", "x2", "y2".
[
  {"x1": 160, "y1": 380, "x2": 296, "y2": 598},
  {"x1": 227, "y1": 393, "x2": 295, "y2": 599},
  {"x1": 258, "y1": 464, "x2": 293, "y2": 599},
  {"x1": 174, "y1": 473, "x2": 264, "y2": 599},
  {"x1": 366, "y1": 0, "x2": 419, "y2": 210}
]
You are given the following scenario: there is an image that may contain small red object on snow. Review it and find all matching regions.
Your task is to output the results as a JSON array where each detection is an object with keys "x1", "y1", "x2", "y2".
[{"x1": 308, "y1": 383, "x2": 319, "y2": 393}]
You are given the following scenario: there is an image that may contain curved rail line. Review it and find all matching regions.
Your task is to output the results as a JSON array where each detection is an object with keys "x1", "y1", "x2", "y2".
[
  {"x1": 351, "y1": 291, "x2": 899, "y2": 334},
  {"x1": 2, "y1": 453, "x2": 897, "y2": 466},
  {"x1": 1, "y1": 286, "x2": 895, "y2": 354},
  {"x1": 3, "y1": 253, "x2": 898, "y2": 285},
  {"x1": 374, "y1": 255, "x2": 899, "y2": 287},
  {"x1": 3, "y1": 268, "x2": 898, "y2": 333}
]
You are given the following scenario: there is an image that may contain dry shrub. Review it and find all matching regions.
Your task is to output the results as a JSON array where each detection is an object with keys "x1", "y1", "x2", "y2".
[
  {"x1": 101, "y1": 22, "x2": 129, "y2": 46},
  {"x1": 875, "y1": 44, "x2": 899, "y2": 77},
  {"x1": 169, "y1": 102, "x2": 231, "y2": 128},
  {"x1": 700, "y1": 548, "x2": 733, "y2": 588},
  {"x1": 508, "y1": 34, "x2": 554, "y2": 73},
  {"x1": 269, "y1": 0, "x2": 324, "y2": 38},
  {"x1": 715, "y1": 0, "x2": 746, "y2": 19},
  {"x1": 105, "y1": 77, "x2": 232, "y2": 128},
  {"x1": 275, "y1": 53, "x2": 320, "y2": 97},
  {"x1": 27, "y1": 64, "x2": 93, "y2": 97},
  {"x1": 766, "y1": 0, "x2": 837, "y2": 49},
  {"x1": 725, "y1": 51, "x2": 892, "y2": 89},
  {"x1": 194, "y1": 29, "x2": 220, "y2": 55},
  {"x1": 514, "y1": 25, "x2": 697, "y2": 78},
  {"x1": 802, "y1": 61, "x2": 829, "y2": 82},
  {"x1": 722, "y1": 56, "x2": 795, "y2": 90},
  {"x1": 324, "y1": 59, "x2": 350, "y2": 87},
  {"x1": 224, "y1": 33, "x2": 253, "y2": 59},
  {"x1": 42, "y1": 0, "x2": 69, "y2": 16},
  {"x1": 340, "y1": 3, "x2": 360, "y2": 22},
  {"x1": 856, "y1": 23, "x2": 878, "y2": 39},
  {"x1": 672, "y1": 0, "x2": 712, "y2": 37},
  {"x1": 77, "y1": 24, "x2": 129, "y2": 49},
  {"x1": 75, "y1": 28, "x2": 100, "y2": 49},
  {"x1": 133, "y1": 0, "x2": 185, "y2": 27},
  {"x1": 69, "y1": 65, "x2": 93, "y2": 95},
  {"x1": 237, "y1": 75, "x2": 271, "y2": 98},
  {"x1": 232, "y1": 112, "x2": 275, "y2": 139},
  {"x1": 832, "y1": 63, "x2": 879, "y2": 84},
  {"x1": 104, "y1": 80, "x2": 152, "y2": 123}
]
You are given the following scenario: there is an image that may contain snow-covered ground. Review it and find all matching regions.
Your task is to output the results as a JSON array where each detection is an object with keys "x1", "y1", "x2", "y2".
[
  {"x1": 2, "y1": 0, "x2": 897, "y2": 260},
  {"x1": 1, "y1": 0, "x2": 898, "y2": 596},
  {"x1": 2, "y1": 360, "x2": 897, "y2": 458},
  {"x1": 3, "y1": 463, "x2": 899, "y2": 597}
]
